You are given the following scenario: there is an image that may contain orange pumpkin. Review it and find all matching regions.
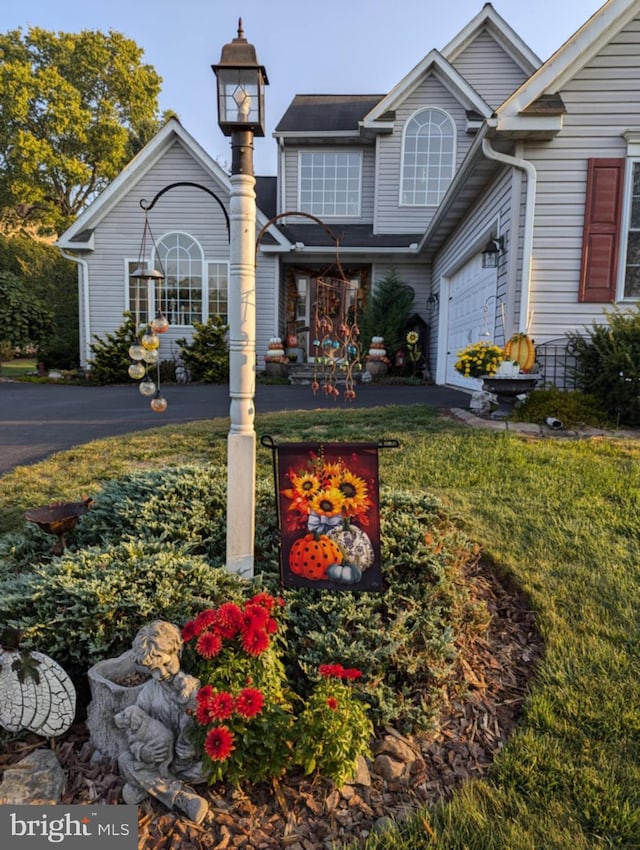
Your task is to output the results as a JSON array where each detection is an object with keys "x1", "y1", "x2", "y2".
[
  {"x1": 289, "y1": 533, "x2": 343, "y2": 581},
  {"x1": 504, "y1": 333, "x2": 536, "y2": 373}
]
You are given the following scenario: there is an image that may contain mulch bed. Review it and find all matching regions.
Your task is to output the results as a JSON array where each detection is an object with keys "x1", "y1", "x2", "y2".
[{"x1": 1, "y1": 560, "x2": 541, "y2": 850}]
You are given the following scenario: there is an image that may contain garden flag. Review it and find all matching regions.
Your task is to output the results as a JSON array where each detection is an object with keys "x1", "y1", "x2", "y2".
[{"x1": 272, "y1": 442, "x2": 383, "y2": 592}]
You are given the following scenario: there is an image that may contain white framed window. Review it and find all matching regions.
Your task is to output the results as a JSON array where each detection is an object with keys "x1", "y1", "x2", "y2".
[
  {"x1": 298, "y1": 151, "x2": 361, "y2": 217},
  {"x1": 155, "y1": 232, "x2": 204, "y2": 326},
  {"x1": 622, "y1": 159, "x2": 640, "y2": 299},
  {"x1": 207, "y1": 262, "x2": 229, "y2": 322},
  {"x1": 400, "y1": 108, "x2": 455, "y2": 206}
]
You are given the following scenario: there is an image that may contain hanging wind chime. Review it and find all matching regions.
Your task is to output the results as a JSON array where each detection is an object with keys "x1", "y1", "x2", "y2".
[
  {"x1": 311, "y1": 275, "x2": 361, "y2": 400},
  {"x1": 129, "y1": 214, "x2": 170, "y2": 412}
]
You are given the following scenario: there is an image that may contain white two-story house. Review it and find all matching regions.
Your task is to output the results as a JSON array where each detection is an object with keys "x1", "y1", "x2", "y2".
[{"x1": 58, "y1": 0, "x2": 640, "y2": 390}]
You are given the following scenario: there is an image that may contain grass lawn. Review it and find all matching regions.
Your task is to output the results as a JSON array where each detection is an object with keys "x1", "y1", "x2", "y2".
[
  {"x1": 0, "y1": 404, "x2": 638, "y2": 849},
  {"x1": 0, "y1": 358, "x2": 37, "y2": 378}
]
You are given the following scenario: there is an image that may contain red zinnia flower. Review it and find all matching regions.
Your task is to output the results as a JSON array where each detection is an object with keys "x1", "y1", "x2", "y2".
[
  {"x1": 208, "y1": 690, "x2": 235, "y2": 720},
  {"x1": 241, "y1": 627, "x2": 270, "y2": 656},
  {"x1": 249, "y1": 592, "x2": 275, "y2": 611},
  {"x1": 319, "y1": 663, "x2": 343, "y2": 678},
  {"x1": 326, "y1": 697, "x2": 339, "y2": 711},
  {"x1": 194, "y1": 702, "x2": 213, "y2": 725},
  {"x1": 214, "y1": 602, "x2": 243, "y2": 639},
  {"x1": 196, "y1": 630, "x2": 223, "y2": 659},
  {"x1": 195, "y1": 608, "x2": 218, "y2": 631},
  {"x1": 204, "y1": 726, "x2": 235, "y2": 761},
  {"x1": 342, "y1": 668, "x2": 363, "y2": 680},
  {"x1": 235, "y1": 687, "x2": 265, "y2": 719},
  {"x1": 181, "y1": 619, "x2": 198, "y2": 642},
  {"x1": 196, "y1": 684, "x2": 214, "y2": 704},
  {"x1": 242, "y1": 602, "x2": 269, "y2": 630}
]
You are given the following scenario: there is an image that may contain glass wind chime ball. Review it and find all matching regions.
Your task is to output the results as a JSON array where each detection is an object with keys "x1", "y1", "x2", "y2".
[
  {"x1": 150, "y1": 393, "x2": 168, "y2": 413},
  {"x1": 139, "y1": 376, "x2": 156, "y2": 397},
  {"x1": 142, "y1": 348, "x2": 159, "y2": 364},
  {"x1": 128, "y1": 361, "x2": 146, "y2": 380},
  {"x1": 150, "y1": 313, "x2": 170, "y2": 333},
  {"x1": 128, "y1": 343, "x2": 145, "y2": 361},
  {"x1": 141, "y1": 332, "x2": 160, "y2": 351}
]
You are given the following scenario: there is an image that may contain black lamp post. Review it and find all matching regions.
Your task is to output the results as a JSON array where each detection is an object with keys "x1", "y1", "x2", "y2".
[{"x1": 213, "y1": 21, "x2": 268, "y2": 578}]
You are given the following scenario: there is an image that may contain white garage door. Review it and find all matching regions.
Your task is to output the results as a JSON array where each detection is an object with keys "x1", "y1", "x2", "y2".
[{"x1": 445, "y1": 255, "x2": 497, "y2": 390}]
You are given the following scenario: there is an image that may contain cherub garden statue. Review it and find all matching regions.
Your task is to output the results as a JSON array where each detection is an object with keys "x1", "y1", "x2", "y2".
[{"x1": 116, "y1": 621, "x2": 208, "y2": 824}]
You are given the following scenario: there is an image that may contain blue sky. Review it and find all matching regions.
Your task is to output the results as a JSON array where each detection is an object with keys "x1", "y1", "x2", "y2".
[{"x1": 4, "y1": 0, "x2": 605, "y2": 175}]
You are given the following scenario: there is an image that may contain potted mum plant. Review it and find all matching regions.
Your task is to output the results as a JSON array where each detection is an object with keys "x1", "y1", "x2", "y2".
[{"x1": 454, "y1": 340, "x2": 504, "y2": 379}]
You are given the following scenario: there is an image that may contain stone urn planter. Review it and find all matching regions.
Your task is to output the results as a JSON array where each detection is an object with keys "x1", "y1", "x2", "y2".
[
  {"x1": 264, "y1": 361, "x2": 289, "y2": 378},
  {"x1": 365, "y1": 360, "x2": 389, "y2": 380},
  {"x1": 481, "y1": 374, "x2": 539, "y2": 420},
  {"x1": 86, "y1": 650, "x2": 151, "y2": 760}
]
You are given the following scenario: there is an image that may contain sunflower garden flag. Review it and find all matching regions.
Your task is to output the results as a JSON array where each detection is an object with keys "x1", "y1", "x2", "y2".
[{"x1": 274, "y1": 442, "x2": 382, "y2": 592}]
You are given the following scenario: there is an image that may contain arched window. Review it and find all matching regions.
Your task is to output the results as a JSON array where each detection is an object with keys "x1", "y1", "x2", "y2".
[
  {"x1": 400, "y1": 108, "x2": 455, "y2": 206},
  {"x1": 155, "y1": 233, "x2": 203, "y2": 325}
]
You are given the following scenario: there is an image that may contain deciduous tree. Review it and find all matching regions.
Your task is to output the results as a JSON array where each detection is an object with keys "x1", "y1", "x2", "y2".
[{"x1": 0, "y1": 27, "x2": 168, "y2": 234}]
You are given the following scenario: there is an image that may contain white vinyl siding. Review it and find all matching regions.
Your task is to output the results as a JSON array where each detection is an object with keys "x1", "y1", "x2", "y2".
[
  {"x1": 449, "y1": 30, "x2": 531, "y2": 110},
  {"x1": 400, "y1": 108, "x2": 455, "y2": 206},
  {"x1": 520, "y1": 12, "x2": 640, "y2": 342},
  {"x1": 375, "y1": 74, "x2": 470, "y2": 234},
  {"x1": 298, "y1": 151, "x2": 362, "y2": 217}
]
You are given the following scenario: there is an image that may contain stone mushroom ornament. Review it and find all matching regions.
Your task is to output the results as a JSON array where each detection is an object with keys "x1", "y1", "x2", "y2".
[{"x1": 0, "y1": 628, "x2": 76, "y2": 738}]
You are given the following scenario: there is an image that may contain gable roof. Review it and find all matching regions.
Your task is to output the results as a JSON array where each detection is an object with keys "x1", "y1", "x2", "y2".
[
  {"x1": 441, "y1": 2, "x2": 541, "y2": 72},
  {"x1": 361, "y1": 49, "x2": 492, "y2": 129},
  {"x1": 496, "y1": 0, "x2": 640, "y2": 121},
  {"x1": 57, "y1": 118, "x2": 291, "y2": 251},
  {"x1": 274, "y1": 95, "x2": 385, "y2": 136}
]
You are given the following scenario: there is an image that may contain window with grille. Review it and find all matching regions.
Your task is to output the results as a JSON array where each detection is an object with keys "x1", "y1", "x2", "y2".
[
  {"x1": 400, "y1": 108, "x2": 455, "y2": 206},
  {"x1": 298, "y1": 151, "x2": 361, "y2": 217}
]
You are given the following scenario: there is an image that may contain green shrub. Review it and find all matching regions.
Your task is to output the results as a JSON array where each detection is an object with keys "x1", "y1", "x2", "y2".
[
  {"x1": 360, "y1": 269, "x2": 415, "y2": 362},
  {"x1": 0, "y1": 270, "x2": 55, "y2": 351},
  {"x1": 0, "y1": 465, "x2": 485, "y2": 731},
  {"x1": 510, "y1": 387, "x2": 612, "y2": 429},
  {"x1": 0, "y1": 541, "x2": 246, "y2": 675},
  {"x1": 568, "y1": 305, "x2": 640, "y2": 426},
  {"x1": 176, "y1": 315, "x2": 229, "y2": 383},
  {"x1": 88, "y1": 312, "x2": 139, "y2": 385}
]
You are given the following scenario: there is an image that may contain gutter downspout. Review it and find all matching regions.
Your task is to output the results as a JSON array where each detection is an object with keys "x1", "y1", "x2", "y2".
[
  {"x1": 59, "y1": 249, "x2": 90, "y2": 368},
  {"x1": 481, "y1": 137, "x2": 536, "y2": 332}
]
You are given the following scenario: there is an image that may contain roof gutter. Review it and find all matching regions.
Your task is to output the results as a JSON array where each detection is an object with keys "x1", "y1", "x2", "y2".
[
  {"x1": 59, "y1": 249, "x2": 91, "y2": 367},
  {"x1": 481, "y1": 136, "x2": 536, "y2": 332}
]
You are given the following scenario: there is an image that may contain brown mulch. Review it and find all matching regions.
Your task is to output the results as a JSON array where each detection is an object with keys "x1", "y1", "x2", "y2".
[{"x1": 0, "y1": 560, "x2": 541, "y2": 850}]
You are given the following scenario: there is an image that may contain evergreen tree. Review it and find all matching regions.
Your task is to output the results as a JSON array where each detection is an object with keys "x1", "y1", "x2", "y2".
[
  {"x1": 176, "y1": 316, "x2": 229, "y2": 383},
  {"x1": 360, "y1": 269, "x2": 415, "y2": 361},
  {"x1": 88, "y1": 312, "x2": 139, "y2": 385}
]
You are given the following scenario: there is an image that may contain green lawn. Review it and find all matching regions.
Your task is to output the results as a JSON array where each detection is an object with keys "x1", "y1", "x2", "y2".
[
  {"x1": 0, "y1": 404, "x2": 638, "y2": 849},
  {"x1": 0, "y1": 358, "x2": 37, "y2": 378}
]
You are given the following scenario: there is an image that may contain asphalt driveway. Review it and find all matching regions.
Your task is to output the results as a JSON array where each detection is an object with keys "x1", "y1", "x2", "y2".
[{"x1": 0, "y1": 380, "x2": 469, "y2": 475}]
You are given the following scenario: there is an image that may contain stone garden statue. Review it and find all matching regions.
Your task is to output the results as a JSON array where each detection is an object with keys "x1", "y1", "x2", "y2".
[{"x1": 115, "y1": 621, "x2": 208, "y2": 825}]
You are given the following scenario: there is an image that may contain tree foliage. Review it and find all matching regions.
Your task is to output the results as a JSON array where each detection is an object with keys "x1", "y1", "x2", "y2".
[
  {"x1": 88, "y1": 312, "x2": 139, "y2": 385},
  {"x1": 0, "y1": 233, "x2": 79, "y2": 366},
  {"x1": 0, "y1": 27, "x2": 167, "y2": 235},
  {"x1": 0, "y1": 270, "x2": 55, "y2": 352},
  {"x1": 359, "y1": 269, "x2": 416, "y2": 360},
  {"x1": 176, "y1": 316, "x2": 230, "y2": 383}
]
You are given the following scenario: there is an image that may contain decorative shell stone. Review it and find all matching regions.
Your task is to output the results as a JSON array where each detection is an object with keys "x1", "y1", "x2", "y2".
[{"x1": 0, "y1": 649, "x2": 76, "y2": 737}]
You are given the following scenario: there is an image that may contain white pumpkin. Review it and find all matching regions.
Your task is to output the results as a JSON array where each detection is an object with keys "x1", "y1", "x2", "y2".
[
  {"x1": 327, "y1": 525, "x2": 374, "y2": 571},
  {"x1": 0, "y1": 648, "x2": 76, "y2": 737},
  {"x1": 327, "y1": 563, "x2": 363, "y2": 585}
]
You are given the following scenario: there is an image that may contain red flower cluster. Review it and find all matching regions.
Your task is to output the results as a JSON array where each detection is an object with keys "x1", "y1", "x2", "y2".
[
  {"x1": 195, "y1": 686, "x2": 265, "y2": 726},
  {"x1": 318, "y1": 663, "x2": 363, "y2": 680},
  {"x1": 182, "y1": 593, "x2": 283, "y2": 659},
  {"x1": 196, "y1": 685, "x2": 266, "y2": 763}
]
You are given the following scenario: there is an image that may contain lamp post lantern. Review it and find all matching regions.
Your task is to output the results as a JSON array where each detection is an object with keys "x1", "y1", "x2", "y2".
[{"x1": 213, "y1": 21, "x2": 268, "y2": 578}]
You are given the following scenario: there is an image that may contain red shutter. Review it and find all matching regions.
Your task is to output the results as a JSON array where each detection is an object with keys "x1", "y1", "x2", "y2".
[{"x1": 579, "y1": 158, "x2": 625, "y2": 302}]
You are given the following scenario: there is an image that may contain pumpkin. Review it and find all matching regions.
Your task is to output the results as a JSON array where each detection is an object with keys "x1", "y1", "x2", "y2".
[
  {"x1": 0, "y1": 647, "x2": 76, "y2": 737},
  {"x1": 327, "y1": 525, "x2": 374, "y2": 571},
  {"x1": 288, "y1": 533, "x2": 343, "y2": 581},
  {"x1": 327, "y1": 563, "x2": 363, "y2": 585},
  {"x1": 504, "y1": 333, "x2": 536, "y2": 373}
]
